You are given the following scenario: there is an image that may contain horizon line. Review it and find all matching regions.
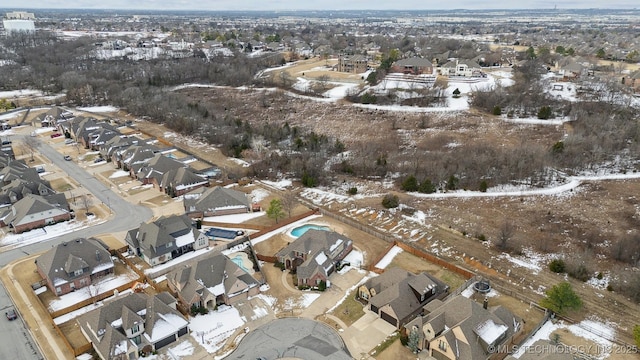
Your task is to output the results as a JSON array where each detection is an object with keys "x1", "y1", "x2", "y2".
[{"x1": 2, "y1": 7, "x2": 639, "y2": 11}]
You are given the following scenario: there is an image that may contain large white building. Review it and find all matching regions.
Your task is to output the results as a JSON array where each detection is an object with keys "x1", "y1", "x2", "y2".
[{"x1": 3, "y1": 11, "x2": 36, "y2": 34}]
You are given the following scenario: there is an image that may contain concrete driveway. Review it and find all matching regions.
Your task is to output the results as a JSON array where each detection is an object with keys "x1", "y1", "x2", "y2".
[{"x1": 341, "y1": 311, "x2": 397, "y2": 360}]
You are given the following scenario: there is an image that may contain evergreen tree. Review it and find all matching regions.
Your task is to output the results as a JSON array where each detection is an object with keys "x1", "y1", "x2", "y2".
[
  {"x1": 540, "y1": 282, "x2": 582, "y2": 315},
  {"x1": 408, "y1": 327, "x2": 420, "y2": 353},
  {"x1": 266, "y1": 199, "x2": 285, "y2": 223}
]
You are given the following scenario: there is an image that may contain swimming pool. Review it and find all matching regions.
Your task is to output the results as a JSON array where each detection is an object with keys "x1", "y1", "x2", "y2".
[
  {"x1": 290, "y1": 224, "x2": 331, "y2": 237},
  {"x1": 231, "y1": 254, "x2": 253, "y2": 274}
]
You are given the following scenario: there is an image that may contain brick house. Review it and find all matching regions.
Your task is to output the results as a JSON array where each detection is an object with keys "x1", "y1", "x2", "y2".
[{"x1": 35, "y1": 238, "x2": 114, "y2": 296}]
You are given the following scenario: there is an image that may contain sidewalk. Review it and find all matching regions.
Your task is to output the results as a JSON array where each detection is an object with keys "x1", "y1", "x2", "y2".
[{"x1": 0, "y1": 255, "x2": 73, "y2": 360}]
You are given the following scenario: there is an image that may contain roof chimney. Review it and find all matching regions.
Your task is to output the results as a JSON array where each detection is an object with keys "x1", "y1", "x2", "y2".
[{"x1": 483, "y1": 297, "x2": 488, "y2": 310}]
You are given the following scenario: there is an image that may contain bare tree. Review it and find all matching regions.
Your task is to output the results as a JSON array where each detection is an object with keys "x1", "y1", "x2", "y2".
[
  {"x1": 80, "y1": 195, "x2": 93, "y2": 214},
  {"x1": 22, "y1": 136, "x2": 39, "y2": 162},
  {"x1": 497, "y1": 220, "x2": 514, "y2": 251},
  {"x1": 280, "y1": 190, "x2": 298, "y2": 218}
]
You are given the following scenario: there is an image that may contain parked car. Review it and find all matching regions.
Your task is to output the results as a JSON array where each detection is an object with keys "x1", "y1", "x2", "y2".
[
  {"x1": 5, "y1": 309, "x2": 17, "y2": 321},
  {"x1": 64, "y1": 155, "x2": 72, "y2": 161},
  {"x1": 50, "y1": 132, "x2": 62, "y2": 138}
]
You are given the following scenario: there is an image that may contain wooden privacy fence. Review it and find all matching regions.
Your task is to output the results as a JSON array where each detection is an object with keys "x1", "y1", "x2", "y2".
[
  {"x1": 50, "y1": 281, "x2": 138, "y2": 319},
  {"x1": 368, "y1": 240, "x2": 475, "y2": 279}
]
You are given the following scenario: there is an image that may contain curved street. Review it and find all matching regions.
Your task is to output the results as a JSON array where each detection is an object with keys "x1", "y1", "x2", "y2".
[{"x1": 0, "y1": 133, "x2": 153, "y2": 360}]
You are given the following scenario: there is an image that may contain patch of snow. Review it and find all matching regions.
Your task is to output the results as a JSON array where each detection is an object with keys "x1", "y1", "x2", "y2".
[
  {"x1": 202, "y1": 211, "x2": 265, "y2": 224},
  {"x1": 108, "y1": 170, "x2": 130, "y2": 178},
  {"x1": 375, "y1": 246, "x2": 403, "y2": 269},
  {"x1": 49, "y1": 274, "x2": 136, "y2": 312},
  {"x1": 259, "y1": 179, "x2": 292, "y2": 190},
  {"x1": 77, "y1": 105, "x2": 119, "y2": 113},
  {"x1": 168, "y1": 340, "x2": 194, "y2": 357},
  {"x1": 189, "y1": 306, "x2": 245, "y2": 354},
  {"x1": 250, "y1": 188, "x2": 269, "y2": 203},
  {"x1": 299, "y1": 293, "x2": 320, "y2": 307}
]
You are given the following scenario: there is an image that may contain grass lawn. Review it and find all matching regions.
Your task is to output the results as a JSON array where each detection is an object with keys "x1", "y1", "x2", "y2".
[{"x1": 328, "y1": 289, "x2": 365, "y2": 326}]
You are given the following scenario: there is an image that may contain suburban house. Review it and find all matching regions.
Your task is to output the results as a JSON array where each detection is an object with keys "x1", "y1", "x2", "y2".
[
  {"x1": 159, "y1": 167, "x2": 208, "y2": 197},
  {"x1": 85, "y1": 127, "x2": 119, "y2": 150},
  {"x1": 35, "y1": 238, "x2": 114, "y2": 296},
  {"x1": 404, "y1": 295, "x2": 523, "y2": 359},
  {"x1": 125, "y1": 215, "x2": 209, "y2": 267},
  {"x1": 358, "y1": 267, "x2": 449, "y2": 328},
  {"x1": 391, "y1": 57, "x2": 434, "y2": 75},
  {"x1": 183, "y1": 186, "x2": 251, "y2": 218},
  {"x1": 439, "y1": 60, "x2": 484, "y2": 77},
  {"x1": 35, "y1": 106, "x2": 73, "y2": 127},
  {"x1": 0, "y1": 161, "x2": 42, "y2": 185},
  {"x1": 135, "y1": 153, "x2": 185, "y2": 186},
  {"x1": 119, "y1": 144, "x2": 159, "y2": 172},
  {"x1": 77, "y1": 292, "x2": 188, "y2": 360},
  {"x1": 167, "y1": 253, "x2": 260, "y2": 309},
  {"x1": 337, "y1": 54, "x2": 368, "y2": 73},
  {"x1": 0, "y1": 193, "x2": 71, "y2": 233},
  {"x1": 0, "y1": 178, "x2": 55, "y2": 205},
  {"x1": 276, "y1": 229, "x2": 353, "y2": 287},
  {"x1": 99, "y1": 135, "x2": 144, "y2": 163}
]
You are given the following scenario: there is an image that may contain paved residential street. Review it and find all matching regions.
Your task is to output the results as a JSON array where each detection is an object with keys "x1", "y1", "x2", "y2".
[{"x1": 0, "y1": 133, "x2": 153, "y2": 360}]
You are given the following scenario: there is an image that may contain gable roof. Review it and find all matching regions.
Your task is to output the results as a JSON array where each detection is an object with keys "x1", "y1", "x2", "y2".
[
  {"x1": 77, "y1": 292, "x2": 187, "y2": 358},
  {"x1": 420, "y1": 295, "x2": 521, "y2": 359},
  {"x1": 168, "y1": 253, "x2": 259, "y2": 303},
  {"x1": 127, "y1": 215, "x2": 201, "y2": 260},
  {"x1": 277, "y1": 229, "x2": 353, "y2": 280},
  {"x1": 184, "y1": 186, "x2": 250, "y2": 213},
  {"x1": 36, "y1": 237, "x2": 113, "y2": 287},
  {"x1": 394, "y1": 57, "x2": 433, "y2": 68},
  {"x1": 3, "y1": 193, "x2": 69, "y2": 227},
  {"x1": 365, "y1": 267, "x2": 445, "y2": 324},
  {"x1": 136, "y1": 153, "x2": 185, "y2": 183},
  {"x1": 160, "y1": 167, "x2": 207, "y2": 192}
]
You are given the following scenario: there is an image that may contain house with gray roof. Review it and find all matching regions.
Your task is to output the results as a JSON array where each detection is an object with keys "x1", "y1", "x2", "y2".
[
  {"x1": 404, "y1": 295, "x2": 523, "y2": 359},
  {"x1": 0, "y1": 193, "x2": 70, "y2": 233},
  {"x1": 391, "y1": 57, "x2": 434, "y2": 75},
  {"x1": 77, "y1": 292, "x2": 188, "y2": 360},
  {"x1": 120, "y1": 144, "x2": 159, "y2": 173},
  {"x1": 0, "y1": 161, "x2": 41, "y2": 185},
  {"x1": 167, "y1": 253, "x2": 260, "y2": 308},
  {"x1": 135, "y1": 153, "x2": 185, "y2": 187},
  {"x1": 160, "y1": 167, "x2": 208, "y2": 198},
  {"x1": 276, "y1": 229, "x2": 353, "y2": 287},
  {"x1": 125, "y1": 215, "x2": 209, "y2": 267},
  {"x1": 183, "y1": 186, "x2": 251, "y2": 218},
  {"x1": 0, "y1": 178, "x2": 55, "y2": 205},
  {"x1": 35, "y1": 237, "x2": 114, "y2": 296},
  {"x1": 358, "y1": 267, "x2": 448, "y2": 328}
]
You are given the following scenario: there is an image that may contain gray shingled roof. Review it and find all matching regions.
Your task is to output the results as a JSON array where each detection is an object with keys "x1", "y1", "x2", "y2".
[
  {"x1": 36, "y1": 238, "x2": 113, "y2": 287},
  {"x1": 136, "y1": 153, "x2": 185, "y2": 183},
  {"x1": 3, "y1": 193, "x2": 69, "y2": 227},
  {"x1": 128, "y1": 215, "x2": 200, "y2": 260},
  {"x1": 183, "y1": 186, "x2": 250, "y2": 213}
]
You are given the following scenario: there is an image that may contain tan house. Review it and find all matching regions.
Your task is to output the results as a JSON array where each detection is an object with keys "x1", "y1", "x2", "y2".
[
  {"x1": 358, "y1": 267, "x2": 448, "y2": 328},
  {"x1": 337, "y1": 54, "x2": 368, "y2": 73},
  {"x1": 390, "y1": 57, "x2": 434, "y2": 75},
  {"x1": 404, "y1": 295, "x2": 522, "y2": 359},
  {"x1": 167, "y1": 253, "x2": 260, "y2": 308}
]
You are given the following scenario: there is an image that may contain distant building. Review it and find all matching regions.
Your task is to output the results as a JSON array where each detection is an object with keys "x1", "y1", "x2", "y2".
[
  {"x1": 3, "y1": 12, "x2": 35, "y2": 34},
  {"x1": 338, "y1": 54, "x2": 368, "y2": 73}
]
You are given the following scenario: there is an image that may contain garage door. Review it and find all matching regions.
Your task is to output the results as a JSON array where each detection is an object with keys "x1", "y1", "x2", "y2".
[
  {"x1": 380, "y1": 311, "x2": 397, "y2": 327},
  {"x1": 370, "y1": 304, "x2": 379, "y2": 314},
  {"x1": 154, "y1": 334, "x2": 176, "y2": 350},
  {"x1": 178, "y1": 326, "x2": 188, "y2": 337}
]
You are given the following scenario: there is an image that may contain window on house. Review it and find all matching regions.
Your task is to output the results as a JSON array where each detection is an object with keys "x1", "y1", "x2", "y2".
[
  {"x1": 166, "y1": 242, "x2": 172, "y2": 249},
  {"x1": 132, "y1": 335, "x2": 141, "y2": 345},
  {"x1": 56, "y1": 286, "x2": 62, "y2": 294},
  {"x1": 132, "y1": 323, "x2": 140, "y2": 333},
  {"x1": 74, "y1": 269, "x2": 83, "y2": 276}
]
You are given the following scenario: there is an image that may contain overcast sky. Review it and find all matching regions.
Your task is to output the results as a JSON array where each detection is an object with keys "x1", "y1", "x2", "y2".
[{"x1": 9, "y1": 1, "x2": 639, "y2": 11}]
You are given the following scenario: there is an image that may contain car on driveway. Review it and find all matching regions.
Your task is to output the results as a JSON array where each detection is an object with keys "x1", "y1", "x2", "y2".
[
  {"x1": 50, "y1": 132, "x2": 62, "y2": 138},
  {"x1": 64, "y1": 155, "x2": 72, "y2": 161},
  {"x1": 5, "y1": 309, "x2": 17, "y2": 321}
]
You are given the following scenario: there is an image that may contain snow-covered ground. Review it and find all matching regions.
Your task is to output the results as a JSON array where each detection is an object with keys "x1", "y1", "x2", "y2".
[
  {"x1": 0, "y1": 217, "x2": 106, "y2": 249},
  {"x1": 513, "y1": 317, "x2": 618, "y2": 359},
  {"x1": 48, "y1": 272, "x2": 137, "y2": 312},
  {"x1": 0, "y1": 89, "x2": 42, "y2": 98},
  {"x1": 202, "y1": 211, "x2": 265, "y2": 224},
  {"x1": 189, "y1": 306, "x2": 245, "y2": 354},
  {"x1": 76, "y1": 105, "x2": 119, "y2": 113}
]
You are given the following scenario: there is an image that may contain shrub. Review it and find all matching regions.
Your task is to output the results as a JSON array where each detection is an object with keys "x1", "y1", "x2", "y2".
[
  {"x1": 479, "y1": 180, "x2": 488, "y2": 192},
  {"x1": 606, "y1": 284, "x2": 614, "y2": 292},
  {"x1": 551, "y1": 141, "x2": 564, "y2": 154},
  {"x1": 549, "y1": 259, "x2": 566, "y2": 273},
  {"x1": 446, "y1": 175, "x2": 458, "y2": 191},
  {"x1": 318, "y1": 280, "x2": 327, "y2": 291},
  {"x1": 381, "y1": 194, "x2": 399, "y2": 208},
  {"x1": 597, "y1": 272, "x2": 604, "y2": 280},
  {"x1": 419, "y1": 178, "x2": 436, "y2": 194},
  {"x1": 567, "y1": 263, "x2": 590, "y2": 282},
  {"x1": 537, "y1": 106, "x2": 552, "y2": 119},
  {"x1": 492, "y1": 105, "x2": 502, "y2": 115},
  {"x1": 477, "y1": 234, "x2": 487, "y2": 242},
  {"x1": 401, "y1": 175, "x2": 419, "y2": 192},
  {"x1": 347, "y1": 187, "x2": 358, "y2": 195},
  {"x1": 452, "y1": 88, "x2": 461, "y2": 98}
]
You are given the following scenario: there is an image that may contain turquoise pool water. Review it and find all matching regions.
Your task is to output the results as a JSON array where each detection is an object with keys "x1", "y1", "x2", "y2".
[
  {"x1": 290, "y1": 224, "x2": 330, "y2": 237},
  {"x1": 231, "y1": 255, "x2": 251, "y2": 273}
]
